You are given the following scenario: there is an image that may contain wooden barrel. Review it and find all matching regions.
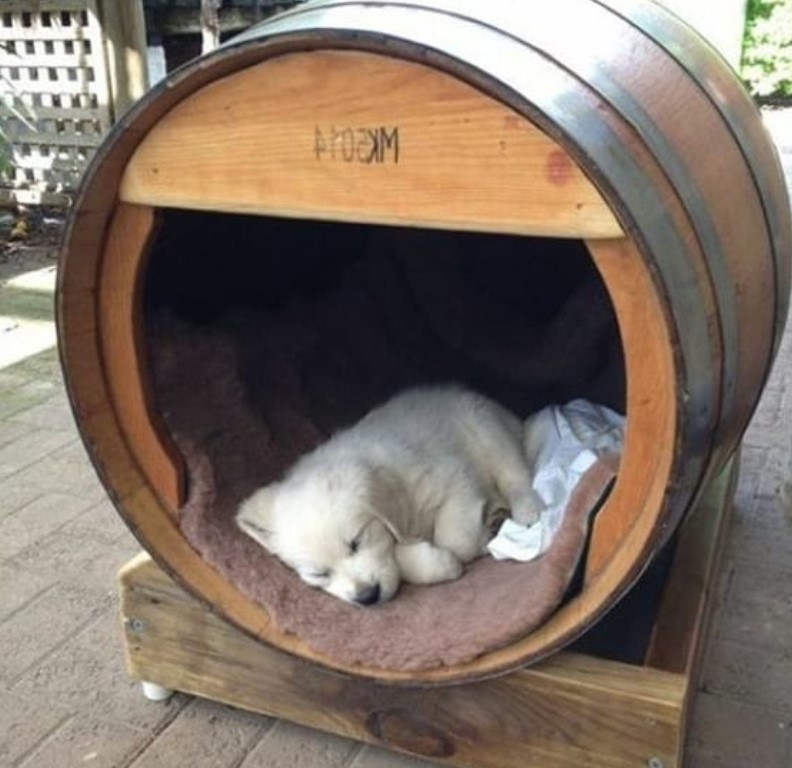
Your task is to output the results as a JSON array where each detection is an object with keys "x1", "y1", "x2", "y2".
[{"x1": 57, "y1": 0, "x2": 790, "y2": 683}]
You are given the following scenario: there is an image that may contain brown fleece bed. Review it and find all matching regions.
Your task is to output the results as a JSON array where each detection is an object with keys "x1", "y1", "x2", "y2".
[{"x1": 146, "y1": 226, "x2": 623, "y2": 671}]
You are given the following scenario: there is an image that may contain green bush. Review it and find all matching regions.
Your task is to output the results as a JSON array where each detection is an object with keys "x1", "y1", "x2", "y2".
[{"x1": 742, "y1": 0, "x2": 792, "y2": 99}]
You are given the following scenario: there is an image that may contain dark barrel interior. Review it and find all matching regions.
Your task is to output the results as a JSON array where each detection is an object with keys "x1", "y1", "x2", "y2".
[{"x1": 144, "y1": 209, "x2": 626, "y2": 427}]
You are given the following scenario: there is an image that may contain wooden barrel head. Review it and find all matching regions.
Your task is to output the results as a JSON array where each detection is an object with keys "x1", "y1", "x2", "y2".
[{"x1": 57, "y1": 0, "x2": 790, "y2": 683}]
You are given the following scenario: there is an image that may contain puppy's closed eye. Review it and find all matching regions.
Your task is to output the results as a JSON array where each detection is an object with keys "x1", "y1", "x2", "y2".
[
  {"x1": 348, "y1": 520, "x2": 374, "y2": 554},
  {"x1": 304, "y1": 569, "x2": 332, "y2": 584},
  {"x1": 241, "y1": 520, "x2": 271, "y2": 538}
]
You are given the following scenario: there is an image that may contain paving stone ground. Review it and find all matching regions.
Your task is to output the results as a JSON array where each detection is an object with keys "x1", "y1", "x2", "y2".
[{"x1": 0, "y1": 110, "x2": 790, "y2": 768}]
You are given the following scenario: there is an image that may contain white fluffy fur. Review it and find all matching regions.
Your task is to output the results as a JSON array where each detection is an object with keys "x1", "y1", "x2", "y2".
[{"x1": 235, "y1": 386, "x2": 543, "y2": 605}]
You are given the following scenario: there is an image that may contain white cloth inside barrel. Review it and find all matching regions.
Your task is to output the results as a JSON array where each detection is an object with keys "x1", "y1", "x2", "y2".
[{"x1": 488, "y1": 400, "x2": 625, "y2": 562}]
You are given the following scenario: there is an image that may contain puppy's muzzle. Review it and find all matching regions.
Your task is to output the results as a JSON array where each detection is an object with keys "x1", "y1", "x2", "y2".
[{"x1": 354, "y1": 583, "x2": 381, "y2": 606}]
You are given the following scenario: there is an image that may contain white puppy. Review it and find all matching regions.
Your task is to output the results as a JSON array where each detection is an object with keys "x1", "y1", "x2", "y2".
[{"x1": 235, "y1": 386, "x2": 543, "y2": 605}]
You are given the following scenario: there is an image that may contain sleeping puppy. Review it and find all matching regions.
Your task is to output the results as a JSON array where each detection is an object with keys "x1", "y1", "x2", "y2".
[{"x1": 235, "y1": 386, "x2": 543, "y2": 605}]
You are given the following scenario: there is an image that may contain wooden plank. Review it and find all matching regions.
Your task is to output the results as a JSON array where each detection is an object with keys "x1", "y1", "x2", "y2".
[
  {"x1": 583, "y1": 237, "x2": 677, "y2": 580},
  {"x1": 200, "y1": 0, "x2": 222, "y2": 54},
  {"x1": 96, "y1": 0, "x2": 149, "y2": 118},
  {"x1": 645, "y1": 453, "x2": 739, "y2": 676},
  {"x1": 98, "y1": 203, "x2": 185, "y2": 512},
  {"x1": 120, "y1": 50, "x2": 623, "y2": 239},
  {"x1": 120, "y1": 553, "x2": 685, "y2": 768}
]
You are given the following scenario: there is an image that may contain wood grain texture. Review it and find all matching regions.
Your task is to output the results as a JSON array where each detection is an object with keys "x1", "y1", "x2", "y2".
[
  {"x1": 119, "y1": 50, "x2": 623, "y2": 239},
  {"x1": 119, "y1": 552, "x2": 686, "y2": 768},
  {"x1": 58, "y1": 0, "x2": 786, "y2": 685},
  {"x1": 97, "y1": 0, "x2": 150, "y2": 118},
  {"x1": 98, "y1": 203, "x2": 185, "y2": 510},
  {"x1": 645, "y1": 453, "x2": 738, "y2": 677},
  {"x1": 117, "y1": 454, "x2": 735, "y2": 767},
  {"x1": 583, "y1": 237, "x2": 676, "y2": 581}
]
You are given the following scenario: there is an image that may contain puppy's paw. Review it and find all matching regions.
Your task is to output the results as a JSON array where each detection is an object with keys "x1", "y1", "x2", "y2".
[
  {"x1": 511, "y1": 490, "x2": 545, "y2": 527},
  {"x1": 395, "y1": 541, "x2": 464, "y2": 585},
  {"x1": 484, "y1": 504, "x2": 510, "y2": 536}
]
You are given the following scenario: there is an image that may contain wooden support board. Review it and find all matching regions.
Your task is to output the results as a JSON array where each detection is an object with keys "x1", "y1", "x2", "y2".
[
  {"x1": 118, "y1": 454, "x2": 737, "y2": 768},
  {"x1": 119, "y1": 50, "x2": 623, "y2": 239},
  {"x1": 98, "y1": 203, "x2": 185, "y2": 510}
]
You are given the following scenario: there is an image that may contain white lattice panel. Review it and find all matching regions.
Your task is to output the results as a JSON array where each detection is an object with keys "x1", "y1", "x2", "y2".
[{"x1": 0, "y1": 0, "x2": 112, "y2": 206}]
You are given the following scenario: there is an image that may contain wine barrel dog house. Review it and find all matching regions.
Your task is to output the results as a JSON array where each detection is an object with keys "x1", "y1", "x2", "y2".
[{"x1": 58, "y1": 0, "x2": 789, "y2": 696}]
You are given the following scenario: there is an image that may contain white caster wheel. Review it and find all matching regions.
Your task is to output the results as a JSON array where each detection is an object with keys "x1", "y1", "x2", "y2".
[{"x1": 141, "y1": 681, "x2": 174, "y2": 701}]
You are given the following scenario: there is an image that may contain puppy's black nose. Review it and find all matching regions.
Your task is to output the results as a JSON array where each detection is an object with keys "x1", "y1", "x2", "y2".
[{"x1": 355, "y1": 584, "x2": 381, "y2": 606}]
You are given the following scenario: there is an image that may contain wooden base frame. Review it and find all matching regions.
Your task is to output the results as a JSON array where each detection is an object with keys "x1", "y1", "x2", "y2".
[{"x1": 118, "y1": 455, "x2": 737, "y2": 768}]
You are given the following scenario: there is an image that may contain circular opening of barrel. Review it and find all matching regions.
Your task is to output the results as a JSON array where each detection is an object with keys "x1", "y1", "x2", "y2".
[{"x1": 134, "y1": 206, "x2": 652, "y2": 668}]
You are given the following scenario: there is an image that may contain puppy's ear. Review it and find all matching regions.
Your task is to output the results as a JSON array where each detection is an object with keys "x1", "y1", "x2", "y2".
[
  {"x1": 235, "y1": 484, "x2": 280, "y2": 549},
  {"x1": 369, "y1": 467, "x2": 410, "y2": 542}
]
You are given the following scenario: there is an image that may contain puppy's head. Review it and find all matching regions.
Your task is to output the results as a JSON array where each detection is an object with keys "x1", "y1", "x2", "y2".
[{"x1": 235, "y1": 463, "x2": 401, "y2": 606}]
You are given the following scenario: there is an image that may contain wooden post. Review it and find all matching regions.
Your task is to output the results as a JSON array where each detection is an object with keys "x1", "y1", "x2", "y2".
[
  {"x1": 97, "y1": 0, "x2": 149, "y2": 119},
  {"x1": 200, "y1": 0, "x2": 222, "y2": 54}
]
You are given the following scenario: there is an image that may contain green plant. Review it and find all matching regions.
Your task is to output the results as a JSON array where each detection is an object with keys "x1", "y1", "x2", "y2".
[{"x1": 742, "y1": 0, "x2": 792, "y2": 99}]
